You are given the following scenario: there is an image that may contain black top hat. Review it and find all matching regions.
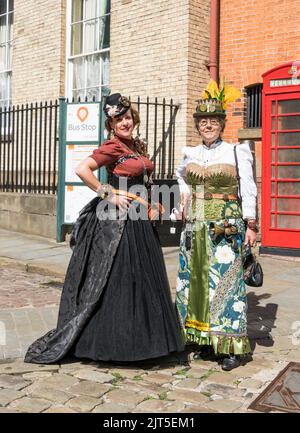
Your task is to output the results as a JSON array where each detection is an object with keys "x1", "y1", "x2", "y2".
[{"x1": 103, "y1": 93, "x2": 131, "y2": 119}]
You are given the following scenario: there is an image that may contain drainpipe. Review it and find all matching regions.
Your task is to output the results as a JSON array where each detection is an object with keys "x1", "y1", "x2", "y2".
[{"x1": 208, "y1": 0, "x2": 220, "y2": 84}]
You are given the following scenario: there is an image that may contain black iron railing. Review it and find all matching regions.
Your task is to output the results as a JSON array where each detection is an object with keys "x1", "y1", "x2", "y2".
[
  {"x1": 246, "y1": 83, "x2": 263, "y2": 128},
  {"x1": 131, "y1": 97, "x2": 179, "y2": 179},
  {"x1": 0, "y1": 97, "x2": 179, "y2": 194},
  {"x1": 0, "y1": 101, "x2": 59, "y2": 194}
]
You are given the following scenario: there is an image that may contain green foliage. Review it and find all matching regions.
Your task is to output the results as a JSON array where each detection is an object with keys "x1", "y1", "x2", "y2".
[
  {"x1": 159, "y1": 391, "x2": 168, "y2": 401},
  {"x1": 174, "y1": 367, "x2": 190, "y2": 376},
  {"x1": 132, "y1": 375, "x2": 144, "y2": 381},
  {"x1": 110, "y1": 372, "x2": 124, "y2": 385}
]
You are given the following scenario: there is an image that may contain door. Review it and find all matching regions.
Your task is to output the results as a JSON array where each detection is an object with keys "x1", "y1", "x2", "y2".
[{"x1": 262, "y1": 93, "x2": 300, "y2": 248}]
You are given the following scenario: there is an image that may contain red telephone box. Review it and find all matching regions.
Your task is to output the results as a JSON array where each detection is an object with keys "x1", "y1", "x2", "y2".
[{"x1": 261, "y1": 61, "x2": 300, "y2": 253}]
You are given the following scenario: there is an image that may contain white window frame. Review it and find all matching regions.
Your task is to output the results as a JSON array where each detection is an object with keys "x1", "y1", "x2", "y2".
[
  {"x1": 66, "y1": 0, "x2": 110, "y2": 101},
  {"x1": 0, "y1": 0, "x2": 13, "y2": 108}
]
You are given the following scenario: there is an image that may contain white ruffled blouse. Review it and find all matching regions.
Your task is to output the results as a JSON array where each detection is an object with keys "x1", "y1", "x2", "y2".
[{"x1": 175, "y1": 140, "x2": 257, "y2": 219}]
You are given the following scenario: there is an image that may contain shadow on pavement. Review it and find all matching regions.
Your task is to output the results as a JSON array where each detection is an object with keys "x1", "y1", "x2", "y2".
[
  {"x1": 247, "y1": 291, "x2": 278, "y2": 352},
  {"x1": 60, "y1": 349, "x2": 190, "y2": 371}
]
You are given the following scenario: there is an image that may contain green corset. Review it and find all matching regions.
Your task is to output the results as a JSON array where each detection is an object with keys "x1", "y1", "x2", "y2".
[{"x1": 186, "y1": 163, "x2": 242, "y2": 220}]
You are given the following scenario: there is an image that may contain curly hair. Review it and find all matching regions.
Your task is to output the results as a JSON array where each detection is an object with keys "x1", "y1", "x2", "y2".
[{"x1": 132, "y1": 136, "x2": 149, "y2": 157}]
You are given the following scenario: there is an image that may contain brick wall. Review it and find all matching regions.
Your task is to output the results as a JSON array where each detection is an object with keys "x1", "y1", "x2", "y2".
[
  {"x1": 12, "y1": 0, "x2": 67, "y2": 105},
  {"x1": 187, "y1": 0, "x2": 210, "y2": 147},
  {"x1": 110, "y1": 0, "x2": 210, "y2": 165},
  {"x1": 219, "y1": 0, "x2": 300, "y2": 143},
  {"x1": 219, "y1": 0, "x2": 300, "y2": 224}
]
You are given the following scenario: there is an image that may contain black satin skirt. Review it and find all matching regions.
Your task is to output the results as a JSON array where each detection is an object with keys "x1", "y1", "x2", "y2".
[
  {"x1": 24, "y1": 174, "x2": 184, "y2": 364},
  {"x1": 72, "y1": 218, "x2": 184, "y2": 362}
]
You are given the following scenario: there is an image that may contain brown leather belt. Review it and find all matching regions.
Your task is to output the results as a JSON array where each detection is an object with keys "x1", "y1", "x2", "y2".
[
  {"x1": 113, "y1": 189, "x2": 165, "y2": 219},
  {"x1": 193, "y1": 192, "x2": 238, "y2": 201}
]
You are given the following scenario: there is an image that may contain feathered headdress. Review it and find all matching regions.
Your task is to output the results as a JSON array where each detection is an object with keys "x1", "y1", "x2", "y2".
[
  {"x1": 194, "y1": 78, "x2": 241, "y2": 118},
  {"x1": 201, "y1": 79, "x2": 241, "y2": 110}
]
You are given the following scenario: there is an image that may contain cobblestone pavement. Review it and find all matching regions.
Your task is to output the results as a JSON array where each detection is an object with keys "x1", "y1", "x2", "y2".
[{"x1": 0, "y1": 258, "x2": 300, "y2": 413}]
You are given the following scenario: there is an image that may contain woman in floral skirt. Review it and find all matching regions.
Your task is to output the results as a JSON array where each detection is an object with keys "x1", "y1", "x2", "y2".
[{"x1": 175, "y1": 80, "x2": 258, "y2": 371}]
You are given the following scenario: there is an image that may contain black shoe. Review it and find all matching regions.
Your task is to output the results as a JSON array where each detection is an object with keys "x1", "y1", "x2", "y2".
[
  {"x1": 221, "y1": 355, "x2": 241, "y2": 371},
  {"x1": 193, "y1": 345, "x2": 215, "y2": 361}
]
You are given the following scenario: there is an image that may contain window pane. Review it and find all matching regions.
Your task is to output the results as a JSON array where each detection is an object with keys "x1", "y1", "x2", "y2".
[
  {"x1": 6, "y1": 70, "x2": 10, "y2": 102},
  {"x1": 72, "y1": 57, "x2": 85, "y2": 89},
  {"x1": 278, "y1": 132, "x2": 300, "y2": 146},
  {"x1": 7, "y1": 42, "x2": 11, "y2": 69},
  {"x1": 278, "y1": 166, "x2": 300, "y2": 179},
  {"x1": 99, "y1": 14, "x2": 110, "y2": 49},
  {"x1": 101, "y1": 52, "x2": 109, "y2": 85},
  {"x1": 271, "y1": 214, "x2": 276, "y2": 227},
  {"x1": 85, "y1": 0, "x2": 97, "y2": 20},
  {"x1": 278, "y1": 182, "x2": 300, "y2": 195},
  {"x1": 0, "y1": 1, "x2": 7, "y2": 15},
  {"x1": 72, "y1": 0, "x2": 83, "y2": 22},
  {"x1": 277, "y1": 214, "x2": 300, "y2": 229},
  {"x1": 84, "y1": 19, "x2": 97, "y2": 52},
  {"x1": 277, "y1": 116, "x2": 300, "y2": 131},
  {"x1": 271, "y1": 133, "x2": 276, "y2": 147},
  {"x1": 272, "y1": 166, "x2": 275, "y2": 178},
  {"x1": 0, "y1": 44, "x2": 5, "y2": 69},
  {"x1": 99, "y1": 0, "x2": 111, "y2": 15},
  {"x1": 71, "y1": 22, "x2": 83, "y2": 55},
  {"x1": 277, "y1": 199, "x2": 300, "y2": 212},
  {"x1": 86, "y1": 87, "x2": 99, "y2": 101},
  {"x1": 8, "y1": 11, "x2": 13, "y2": 41},
  {"x1": 271, "y1": 101, "x2": 276, "y2": 114},
  {"x1": 278, "y1": 99, "x2": 300, "y2": 114},
  {"x1": 277, "y1": 149, "x2": 300, "y2": 163},
  {"x1": 86, "y1": 54, "x2": 100, "y2": 87},
  {"x1": 9, "y1": 0, "x2": 13, "y2": 12},
  {"x1": 0, "y1": 72, "x2": 9, "y2": 100},
  {"x1": 72, "y1": 88, "x2": 85, "y2": 101},
  {"x1": 271, "y1": 198, "x2": 276, "y2": 211},
  {"x1": 271, "y1": 182, "x2": 276, "y2": 194},
  {"x1": 0, "y1": 16, "x2": 7, "y2": 43}
]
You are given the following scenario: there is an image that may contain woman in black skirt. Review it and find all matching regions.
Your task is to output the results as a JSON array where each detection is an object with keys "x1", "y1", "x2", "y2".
[{"x1": 24, "y1": 93, "x2": 184, "y2": 364}]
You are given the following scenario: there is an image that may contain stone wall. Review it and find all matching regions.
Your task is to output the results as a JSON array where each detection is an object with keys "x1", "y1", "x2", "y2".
[
  {"x1": 0, "y1": 193, "x2": 56, "y2": 239},
  {"x1": 11, "y1": 0, "x2": 67, "y2": 104}
]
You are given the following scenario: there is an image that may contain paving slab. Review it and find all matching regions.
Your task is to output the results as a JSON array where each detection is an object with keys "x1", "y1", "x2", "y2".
[
  {"x1": 205, "y1": 398, "x2": 244, "y2": 413},
  {"x1": 1, "y1": 228, "x2": 300, "y2": 412},
  {"x1": 9, "y1": 396, "x2": 52, "y2": 413},
  {"x1": 66, "y1": 395, "x2": 103, "y2": 412}
]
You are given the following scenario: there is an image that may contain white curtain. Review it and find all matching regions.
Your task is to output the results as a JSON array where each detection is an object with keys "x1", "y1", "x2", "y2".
[
  {"x1": 71, "y1": 0, "x2": 110, "y2": 100},
  {"x1": 85, "y1": 0, "x2": 96, "y2": 19},
  {"x1": 87, "y1": 54, "x2": 100, "y2": 87},
  {"x1": 101, "y1": 52, "x2": 109, "y2": 86},
  {"x1": 73, "y1": 57, "x2": 85, "y2": 90}
]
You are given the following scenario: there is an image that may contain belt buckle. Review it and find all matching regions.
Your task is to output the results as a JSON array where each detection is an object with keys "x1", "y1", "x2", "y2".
[
  {"x1": 204, "y1": 192, "x2": 212, "y2": 200},
  {"x1": 222, "y1": 194, "x2": 229, "y2": 202}
]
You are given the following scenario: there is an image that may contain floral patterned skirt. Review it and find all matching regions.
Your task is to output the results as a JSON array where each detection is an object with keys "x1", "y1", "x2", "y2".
[{"x1": 175, "y1": 218, "x2": 251, "y2": 355}]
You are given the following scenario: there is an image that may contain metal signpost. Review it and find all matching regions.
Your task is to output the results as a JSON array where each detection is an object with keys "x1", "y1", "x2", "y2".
[{"x1": 56, "y1": 98, "x2": 107, "y2": 242}]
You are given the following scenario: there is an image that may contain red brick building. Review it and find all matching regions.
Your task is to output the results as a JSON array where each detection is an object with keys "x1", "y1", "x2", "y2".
[{"x1": 219, "y1": 0, "x2": 300, "y2": 253}]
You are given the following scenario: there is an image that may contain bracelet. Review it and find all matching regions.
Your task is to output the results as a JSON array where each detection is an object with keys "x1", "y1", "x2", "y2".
[{"x1": 96, "y1": 184, "x2": 114, "y2": 200}]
